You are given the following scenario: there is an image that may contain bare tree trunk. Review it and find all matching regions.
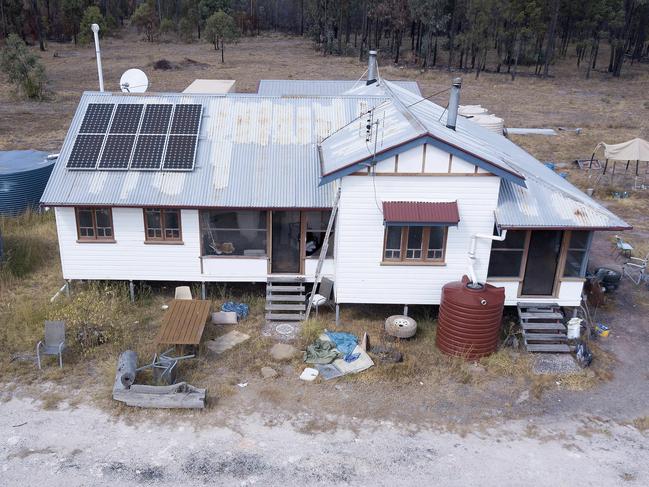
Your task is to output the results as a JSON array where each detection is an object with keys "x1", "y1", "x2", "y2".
[
  {"x1": 543, "y1": 0, "x2": 560, "y2": 78},
  {"x1": 511, "y1": 33, "x2": 521, "y2": 81}
]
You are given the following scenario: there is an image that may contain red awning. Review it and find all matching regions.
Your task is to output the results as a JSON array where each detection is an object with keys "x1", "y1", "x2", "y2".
[{"x1": 383, "y1": 201, "x2": 460, "y2": 226}]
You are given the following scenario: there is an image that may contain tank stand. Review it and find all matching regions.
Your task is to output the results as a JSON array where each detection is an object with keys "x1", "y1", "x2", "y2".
[
  {"x1": 201, "y1": 282, "x2": 206, "y2": 300},
  {"x1": 403, "y1": 304, "x2": 409, "y2": 316},
  {"x1": 129, "y1": 281, "x2": 135, "y2": 302},
  {"x1": 335, "y1": 304, "x2": 340, "y2": 327}
]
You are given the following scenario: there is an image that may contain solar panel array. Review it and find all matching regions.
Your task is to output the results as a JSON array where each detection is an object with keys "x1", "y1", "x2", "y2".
[{"x1": 66, "y1": 103, "x2": 202, "y2": 171}]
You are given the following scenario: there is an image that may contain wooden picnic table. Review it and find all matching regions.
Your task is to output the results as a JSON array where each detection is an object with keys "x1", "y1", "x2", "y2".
[{"x1": 156, "y1": 299, "x2": 211, "y2": 347}]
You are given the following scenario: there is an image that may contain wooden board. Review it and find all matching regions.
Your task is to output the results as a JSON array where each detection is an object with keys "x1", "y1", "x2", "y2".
[{"x1": 156, "y1": 299, "x2": 211, "y2": 346}]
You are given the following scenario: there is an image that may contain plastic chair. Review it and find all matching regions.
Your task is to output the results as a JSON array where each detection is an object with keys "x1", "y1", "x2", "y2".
[{"x1": 36, "y1": 321, "x2": 66, "y2": 369}]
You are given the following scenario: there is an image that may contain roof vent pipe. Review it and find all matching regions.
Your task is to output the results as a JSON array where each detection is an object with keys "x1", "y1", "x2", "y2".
[
  {"x1": 446, "y1": 77, "x2": 462, "y2": 130},
  {"x1": 367, "y1": 50, "x2": 378, "y2": 85},
  {"x1": 91, "y1": 23, "x2": 104, "y2": 92}
]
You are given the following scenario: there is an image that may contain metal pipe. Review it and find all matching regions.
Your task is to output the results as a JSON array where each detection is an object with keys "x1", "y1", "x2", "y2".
[
  {"x1": 446, "y1": 78, "x2": 462, "y2": 130},
  {"x1": 367, "y1": 50, "x2": 378, "y2": 85},
  {"x1": 91, "y1": 23, "x2": 104, "y2": 92},
  {"x1": 467, "y1": 229, "x2": 507, "y2": 286}
]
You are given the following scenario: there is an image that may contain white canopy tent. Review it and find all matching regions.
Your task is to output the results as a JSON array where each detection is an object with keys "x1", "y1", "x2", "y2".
[{"x1": 590, "y1": 138, "x2": 649, "y2": 188}]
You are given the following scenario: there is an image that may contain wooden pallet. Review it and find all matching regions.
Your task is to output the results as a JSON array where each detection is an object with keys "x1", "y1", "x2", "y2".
[{"x1": 517, "y1": 303, "x2": 570, "y2": 353}]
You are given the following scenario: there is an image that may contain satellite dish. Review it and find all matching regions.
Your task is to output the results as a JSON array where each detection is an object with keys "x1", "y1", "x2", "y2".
[{"x1": 120, "y1": 68, "x2": 148, "y2": 93}]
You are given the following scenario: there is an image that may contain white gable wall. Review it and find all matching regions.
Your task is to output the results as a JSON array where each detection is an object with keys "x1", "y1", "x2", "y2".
[{"x1": 335, "y1": 172, "x2": 501, "y2": 305}]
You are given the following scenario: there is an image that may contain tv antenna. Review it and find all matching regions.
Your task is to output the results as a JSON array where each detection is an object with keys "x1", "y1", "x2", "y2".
[{"x1": 120, "y1": 68, "x2": 149, "y2": 93}]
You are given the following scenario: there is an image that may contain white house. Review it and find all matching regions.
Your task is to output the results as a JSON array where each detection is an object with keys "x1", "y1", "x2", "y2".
[{"x1": 41, "y1": 59, "x2": 630, "y2": 317}]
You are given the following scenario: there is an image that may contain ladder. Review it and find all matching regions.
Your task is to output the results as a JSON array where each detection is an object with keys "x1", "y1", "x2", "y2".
[{"x1": 305, "y1": 187, "x2": 341, "y2": 320}]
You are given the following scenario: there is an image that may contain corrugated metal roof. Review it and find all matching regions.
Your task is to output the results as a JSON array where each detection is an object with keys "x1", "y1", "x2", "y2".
[
  {"x1": 41, "y1": 92, "x2": 388, "y2": 208},
  {"x1": 383, "y1": 201, "x2": 459, "y2": 225},
  {"x1": 319, "y1": 80, "x2": 630, "y2": 230},
  {"x1": 258, "y1": 79, "x2": 422, "y2": 96}
]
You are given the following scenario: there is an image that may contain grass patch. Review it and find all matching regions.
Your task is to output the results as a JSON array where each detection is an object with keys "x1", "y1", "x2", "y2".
[{"x1": 632, "y1": 416, "x2": 649, "y2": 432}]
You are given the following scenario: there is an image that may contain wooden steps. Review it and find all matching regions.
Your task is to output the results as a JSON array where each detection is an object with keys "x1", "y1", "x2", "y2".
[
  {"x1": 265, "y1": 277, "x2": 306, "y2": 323},
  {"x1": 517, "y1": 302, "x2": 570, "y2": 353}
]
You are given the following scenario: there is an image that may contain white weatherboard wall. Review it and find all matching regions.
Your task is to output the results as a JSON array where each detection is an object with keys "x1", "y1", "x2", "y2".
[
  {"x1": 486, "y1": 280, "x2": 584, "y2": 307},
  {"x1": 335, "y1": 173, "x2": 501, "y2": 305},
  {"x1": 55, "y1": 207, "x2": 333, "y2": 283}
]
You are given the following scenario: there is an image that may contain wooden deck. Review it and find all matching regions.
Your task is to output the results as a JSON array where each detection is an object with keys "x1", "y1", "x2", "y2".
[{"x1": 156, "y1": 299, "x2": 211, "y2": 346}]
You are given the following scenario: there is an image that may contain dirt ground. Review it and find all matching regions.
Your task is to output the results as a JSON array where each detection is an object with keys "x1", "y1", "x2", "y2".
[{"x1": 2, "y1": 31, "x2": 649, "y2": 485}]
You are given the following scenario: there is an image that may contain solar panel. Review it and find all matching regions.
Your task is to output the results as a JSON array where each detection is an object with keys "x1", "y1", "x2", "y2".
[
  {"x1": 79, "y1": 104, "x2": 114, "y2": 133},
  {"x1": 131, "y1": 135, "x2": 166, "y2": 170},
  {"x1": 109, "y1": 104, "x2": 143, "y2": 134},
  {"x1": 162, "y1": 135, "x2": 197, "y2": 170},
  {"x1": 97, "y1": 134, "x2": 135, "y2": 169},
  {"x1": 170, "y1": 104, "x2": 202, "y2": 134},
  {"x1": 140, "y1": 104, "x2": 173, "y2": 134},
  {"x1": 66, "y1": 134, "x2": 105, "y2": 169}
]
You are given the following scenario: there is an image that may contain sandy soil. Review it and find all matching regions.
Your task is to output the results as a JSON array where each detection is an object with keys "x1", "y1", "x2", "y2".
[{"x1": 1, "y1": 395, "x2": 648, "y2": 486}]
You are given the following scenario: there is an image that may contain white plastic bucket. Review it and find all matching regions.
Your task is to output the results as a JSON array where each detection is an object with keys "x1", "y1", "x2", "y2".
[{"x1": 567, "y1": 318, "x2": 583, "y2": 339}]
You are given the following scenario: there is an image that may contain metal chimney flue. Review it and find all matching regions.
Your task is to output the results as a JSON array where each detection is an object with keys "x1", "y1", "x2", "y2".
[
  {"x1": 367, "y1": 50, "x2": 378, "y2": 85},
  {"x1": 91, "y1": 23, "x2": 104, "y2": 92},
  {"x1": 446, "y1": 77, "x2": 462, "y2": 130}
]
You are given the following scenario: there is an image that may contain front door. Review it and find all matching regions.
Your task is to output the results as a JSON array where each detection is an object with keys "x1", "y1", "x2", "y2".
[
  {"x1": 271, "y1": 211, "x2": 301, "y2": 274},
  {"x1": 521, "y1": 230, "x2": 563, "y2": 296}
]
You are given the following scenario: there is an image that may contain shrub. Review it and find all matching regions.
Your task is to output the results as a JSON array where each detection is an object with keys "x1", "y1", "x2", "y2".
[
  {"x1": 79, "y1": 6, "x2": 107, "y2": 44},
  {"x1": 0, "y1": 34, "x2": 48, "y2": 100}
]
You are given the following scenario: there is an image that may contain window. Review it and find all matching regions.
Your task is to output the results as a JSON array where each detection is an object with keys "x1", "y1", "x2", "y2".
[
  {"x1": 75, "y1": 207, "x2": 114, "y2": 241},
  {"x1": 200, "y1": 210, "x2": 267, "y2": 257},
  {"x1": 563, "y1": 231, "x2": 591, "y2": 277},
  {"x1": 144, "y1": 208, "x2": 182, "y2": 242},
  {"x1": 487, "y1": 229, "x2": 527, "y2": 278},
  {"x1": 305, "y1": 211, "x2": 334, "y2": 258},
  {"x1": 382, "y1": 226, "x2": 447, "y2": 263}
]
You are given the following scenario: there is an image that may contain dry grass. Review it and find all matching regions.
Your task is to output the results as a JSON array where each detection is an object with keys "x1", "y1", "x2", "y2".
[{"x1": 631, "y1": 416, "x2": 649, "y2": 432}]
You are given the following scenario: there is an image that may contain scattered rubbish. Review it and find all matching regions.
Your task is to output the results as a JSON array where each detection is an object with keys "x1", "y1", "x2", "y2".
[
  {"x1": 325, "y1": 330, "x2": 358, "y2": 360},
  {"x1": 174, "y1": 286, "x2": 192, "y2": 300},
  {"x1": 270, "y1": 343, "x2": 299, "y2": 361},
  {"x1": 211, "y1": 311, "x2": 237, "y2": 325},
  {"x1": 260, "y1": 367, "x2": 278, "y2": 379},
  {"x1": 590, "y1": 267, "x2": 621, "y2": 293},
  {"x1": 161, "y1": 304, "x2": 169, "y2": 310},
  {"x1": 385, "y1": 315, "x2": 417, "y2": 339},
  {"x1": 304, "y1": 338, "x2": 342, "y2": 364},
  {"x1": 11, "y1": 422, "x2": 27, "y2": 428},
  {"x1": 112, "y1": 351, "x2": 205, "y2": 409},
  {"x1": 299, "y1": 368, "x2": 319, "y2": 381},
  {"x1": 595, "y1": 323, "x2": 610, "y2": 338},
  {"x1": 237, "y1": 382, "x2": 248, "y2": 388},
  {"x1": 544, "y1": 162, "x2": 556, "y2": 170},
  {"x1": 610, "y1": 191, "x2": 630, "y2": 199},
  {"x1": 360, "y1": 332, "x2": 370, "y2": 351},
  {"x1": 370, "y1": 345, "x2": 403, "y2": 363},
  {"x1": 206, "y1": 330, "x2": 250, "y2": 355},
  {"x1": 586, "y1": 188, "x2": 594, "y2": 196},
  {"x1": 315, "y1": 363, "x2": 344, "y2": 380},
  {"x1": 559, "y1": 172, "x2": 569, "y2": 179},
  {"x1": 575, "y1": 341, "x2": 593, "y2": 367},
  {"x1": 221, "y1": 301, "x2": 249, "y2": 320}
]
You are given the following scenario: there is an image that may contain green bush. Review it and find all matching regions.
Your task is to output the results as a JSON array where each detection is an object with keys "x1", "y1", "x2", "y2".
[
  {"x1": 79, "y1": 6, "x2": 107, "y2": 44},
  {"x1": 0, "y1": 34, "x2": 48, "y2": 100}
]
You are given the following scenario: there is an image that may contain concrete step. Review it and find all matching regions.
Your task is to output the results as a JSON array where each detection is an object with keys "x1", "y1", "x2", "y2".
[
  {"x1": 525, "y1": 343, "x2": 571, "y2": 353},
  {"x1": 267, "y1": 275, "x2": 305, "y2": 283},
  {"x1": 265, "y1": 303, "x2": 306, "y2": 311},
  {"x1": 265, "y1": 313, "x2": 304, "y2": 321}
]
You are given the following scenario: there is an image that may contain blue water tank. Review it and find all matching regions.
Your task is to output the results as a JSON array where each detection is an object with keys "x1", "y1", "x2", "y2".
[{"x1": 0, "y1": 150, "x2": 55, "y2": 217}]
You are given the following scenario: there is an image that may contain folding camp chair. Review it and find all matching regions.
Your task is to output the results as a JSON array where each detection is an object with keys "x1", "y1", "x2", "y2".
[
  {"x1": 623, "y1": 253, "x2": 648, "y2": 285},
  {"x1": 36, "y1": 321, "x2": 66, "y2": 369},
  {"x1": 613, "y1": 235, "x2": 633, "y2": 259},
  {"x1": 308, "y1": 277, "x2": 335, "y2": 317}
]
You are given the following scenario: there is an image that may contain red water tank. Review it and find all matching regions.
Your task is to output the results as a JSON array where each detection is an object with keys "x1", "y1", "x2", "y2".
[{"x1": 436, "y1": 276, "x2": 505, "y2": 360}]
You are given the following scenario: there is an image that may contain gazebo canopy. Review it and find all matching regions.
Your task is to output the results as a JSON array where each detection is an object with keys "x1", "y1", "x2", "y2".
[{"x1": 596, "y1": 138, "x2": 649, "y2": 162}]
